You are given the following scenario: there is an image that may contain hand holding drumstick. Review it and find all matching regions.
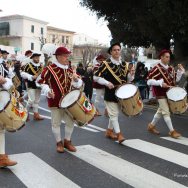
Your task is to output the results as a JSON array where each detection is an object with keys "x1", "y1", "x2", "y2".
[
  {"x1": 48, "y1": 89, "x2": 55, "y2": 99},
  {"x1": 0, "y1": 75, "x2": 6, "y2": 85},
  {"x1": 177, "y1": 64, "x2": 185, "y2": 72},
  {"x1": 72, "y1": 66, "x2": 79, "y2": 82}
]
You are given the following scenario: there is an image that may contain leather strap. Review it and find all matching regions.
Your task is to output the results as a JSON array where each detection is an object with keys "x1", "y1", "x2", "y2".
[
  {"x1": 47, "y1": 65, "x2": 64, "y2": 94},
  {"x1": 156, "y1": 64, "x2": 175, "y2": 86},
  {"x1": 103, "y1": 61, "x2": 122, "y2": 85}
]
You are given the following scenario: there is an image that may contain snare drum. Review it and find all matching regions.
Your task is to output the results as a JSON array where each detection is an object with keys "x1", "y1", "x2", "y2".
[
  {"x1": 166, "y1": 87, "x2": 187, "y2": 114},
  {"x1": 115, "y1": 84, "x2": 143, "y2": 116},
  {"x1": 12, "y1": 75, "x2": 21, "y2": 88},
  {"x1": 0, "y1": 90, "x2": 28, "y2": 132},
  {"x1": 59, "y1": 90, "x2": 96, "y2": 126}
]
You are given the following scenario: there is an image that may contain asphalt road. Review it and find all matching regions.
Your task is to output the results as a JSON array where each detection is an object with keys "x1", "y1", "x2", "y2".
[{"x1": 0, "y1": 95, "x2": 188, "y2": 188}]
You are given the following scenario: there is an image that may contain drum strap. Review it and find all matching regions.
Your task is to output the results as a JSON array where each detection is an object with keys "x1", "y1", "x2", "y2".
[
  {"x1": 28, "y1": 63, "x2": 43, "y2": 76},
  {"x1": 47, "y1": 65, "x2": 65, "y2": 94},
  {"x1": 156, "y1": 65, "x2": 175, "y2": 86},
  {"x1": 103, "y1": 61, "x2": 122, "y2": 85}
]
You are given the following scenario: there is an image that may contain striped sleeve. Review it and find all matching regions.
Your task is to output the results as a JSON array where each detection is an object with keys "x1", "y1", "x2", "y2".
[
  {"x1": 147, "y1": 66, "x2": 159, "y2": 80},
  {"x1": 94, "y1": 62, "x2": 107, "y2": 77}
]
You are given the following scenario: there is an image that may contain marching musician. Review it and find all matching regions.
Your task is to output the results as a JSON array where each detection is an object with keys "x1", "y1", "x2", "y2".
[
  {"x1": 38, "y1": 47, "x2": 83, "y2": 153},
  {"x1": 0, "y1": 50, "x2": 9, "y2": 64},
  {"x1": 147, "y1": 49, "x2": 185, "y2": 138},
  {"x1": 0, "y1": 50, "x2": 14, "y2": 79},
  {"x1": 0, "y1": 71, "x2": 17, "y2": 167},
  {"x1": 94, "y1": 43, "x2": 127, "y2": 143},
  {"x1": 21, "y1": 53, "x2": 44, "y2": 121}
]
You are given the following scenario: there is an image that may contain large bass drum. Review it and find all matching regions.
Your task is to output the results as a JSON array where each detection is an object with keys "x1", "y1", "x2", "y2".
[
  {"x1": 59, "y1": 90, "x2": 96, "y2": 126},
  {"x1": 166, "y1": 86, "x2": 187, "y2": 114},
  {"x1": 115, "y1": 84, "x2": 143, "y2": 116},
  {"x1": 0, "y1": 90, "x2": 28, "y2": 132}
]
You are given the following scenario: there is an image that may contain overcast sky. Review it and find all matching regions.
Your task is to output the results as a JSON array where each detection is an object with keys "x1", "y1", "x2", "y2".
[{"x1": 0, "y1": 0, "x2": 111, "y2": 45}]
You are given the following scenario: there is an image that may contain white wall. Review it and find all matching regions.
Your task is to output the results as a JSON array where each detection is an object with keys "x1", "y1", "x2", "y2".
[
  {"x1": 73, "y1": 33, "x2": 98, "y2": 45},
  {"x1": 0, "y1": 15, "x2": 47, "y2": 54}
]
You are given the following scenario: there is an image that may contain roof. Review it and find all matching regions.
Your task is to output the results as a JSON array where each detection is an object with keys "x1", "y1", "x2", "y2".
[
  {"x1": 0, "y1": 14, "x2": 48, "y2": 25},
  {"x1": 47, "y1": 26, "x2": 75, "y2": 34}
]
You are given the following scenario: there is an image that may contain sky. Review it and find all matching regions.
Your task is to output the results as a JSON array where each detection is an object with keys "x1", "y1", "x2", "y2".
[{"x1": 0, "y1": 0, "x2": 111, "y2": 45}]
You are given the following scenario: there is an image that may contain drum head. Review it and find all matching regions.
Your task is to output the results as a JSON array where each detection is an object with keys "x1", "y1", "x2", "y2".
[
  {"x1": 60, "y1": 90, "x2": 80, "y2": 108},
  {"x1": 0, "y1": 90, "x2": 10, "y2": 111},
  {"x1": 167, "y1": 87, "x2": 187, "y2": 101},
  {"x1": 116, "y1": 84, "x2": 137, "y2": 99}
]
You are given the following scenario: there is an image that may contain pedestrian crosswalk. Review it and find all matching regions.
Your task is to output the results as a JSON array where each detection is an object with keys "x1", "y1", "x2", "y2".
[
  {"x1": 5, "y1": 135, "x2": 188, "y2": 188},
  {"x1": 161, "y1": 136, "x2": 188, "y2": 146},
  {"x1": 120, "y1": 139, "x2": 188, "y2": 168},
  {"x1": 71, "y1": 145, "x2": 187, "y2": 188},
  {"x1": 9, "y1": 153, "x2": 80, "y2": 188}
]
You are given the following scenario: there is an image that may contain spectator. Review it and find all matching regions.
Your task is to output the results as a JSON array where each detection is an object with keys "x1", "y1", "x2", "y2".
[
  {"x1": 83, "y1": 66, "x2": 93, "y2": 101},
  {"x1": 134, "y1": 62, "x2": 148, "y2": 99}
]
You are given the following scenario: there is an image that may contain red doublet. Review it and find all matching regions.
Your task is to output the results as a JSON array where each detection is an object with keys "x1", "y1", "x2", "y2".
[
  {"x1": 147, "y1": 63, "x2": 176, "y2": 98},
  {"x1": 93, "y1": 63, "x2": 105, "y2": 89},
  {"x1": 39, "y1": 64, "x2": 73, "y2": 107}
]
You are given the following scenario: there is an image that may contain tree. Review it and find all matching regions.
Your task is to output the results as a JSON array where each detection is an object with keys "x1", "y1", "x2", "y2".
[{"x1": 80, "y1": 0, "x2": 188, "y2": 60}]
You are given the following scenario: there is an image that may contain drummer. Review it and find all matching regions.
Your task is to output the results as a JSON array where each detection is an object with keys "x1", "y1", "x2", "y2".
[
  {"x1": 38, "y1": 47, "x2": 83, "y2": 153},
  {"x1": 147, "y1": 49, "x2": 185, "y2": 138},
  {"x1": 21, "y1": 53, "x2": 44, "y2": 121},
  {"x1": 0, "y1": 75, "x2": 17, "y2": 167},
  {"x1": 94, "y1": 43, "x2": 128, "y2": 143}
]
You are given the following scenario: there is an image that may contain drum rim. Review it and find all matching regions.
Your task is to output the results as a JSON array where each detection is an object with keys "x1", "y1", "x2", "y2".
[
  {"x1": 0, "y1": 89, "x2": 11, "y2": 113},
  {"x1": 166, "y1": 86, "x2": 187, "y2": 101},
  {"x1": 6, "y1": 122, "x2": 26, "y2": 132},
  {"x1": 115, "y1": 83, "x2": 139, "y2": 100},
  {"x1": 59, "y1": 89, "x2": 82, "y2": 109}
]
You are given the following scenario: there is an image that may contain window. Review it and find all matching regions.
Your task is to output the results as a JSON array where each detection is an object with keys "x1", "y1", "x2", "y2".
[
  {"x1": 31, "y1": 43, "x2": 34, "y2": 50},
  {"x1": 62, "y1": 36, "x2": 65, "y2": 43},
  {"x1": 31, "y1": 25, "x2": 34, "y2": 33},
  {"x1": 66, "y1": 36, "x2": 69, "y2": 44},
  {"x1": 0, "y1": 22, "x2": 10, "y2": 36},
  {"x1": 41, "y1": 27, "x2": 44, "y2": 35}
]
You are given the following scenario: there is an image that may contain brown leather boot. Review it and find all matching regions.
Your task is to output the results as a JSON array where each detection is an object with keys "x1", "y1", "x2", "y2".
[
  {"x1": 169, "y1": 130, "x2": 181, "y2": 139},
  {"x1": 105, "y1": 129, "x2": 118, "y2": 140},
  {"x1": 117, "y1": 132, "x2": 125, "y2": 143},
  {"x1": 0, "y1": 154, "x2": 17, "y2": 168},
  {"x1": 147, "y1": 123, "x2": 160, "y2": 135},
  {"x1": 64, "y1": 139, "x2": 77, "y2": 152},
  {"x1": 56, "y1": 141, "x2": 64, "y2": 153},
  {"x1": 33, "y1": 113, "x2": 44, "y2": 121}
]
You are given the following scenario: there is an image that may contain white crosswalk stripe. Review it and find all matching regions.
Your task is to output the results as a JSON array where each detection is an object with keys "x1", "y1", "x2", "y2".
[
  {"x1": 161, "y1": 136, "x2": 188, "y2": 146},
  {"x1": 9, "y1": 153, "x2": 80, "y2": 188},
  {"x1": 5, "y1": 136, "x2": 188, "y2": 188},
  {"x1": 121, "y1": 139, "x2": 188, "y2": 168},
  {"x1": 71, "y1": 145, "x2": 187, "y2": 188}
]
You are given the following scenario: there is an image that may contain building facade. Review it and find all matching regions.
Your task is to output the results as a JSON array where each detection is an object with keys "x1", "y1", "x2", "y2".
[
  {"x1": 73, "y1": 33, "x2": 98, "y2": 46},
  {"x1": 47, "y1": 26, "x2": 75, "y2": 51},
  {"x1": 0, "y1": 14, "x2": 48, "y2": 54}
]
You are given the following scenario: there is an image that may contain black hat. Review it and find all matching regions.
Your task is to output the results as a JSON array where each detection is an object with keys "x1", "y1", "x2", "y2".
[
  {"x1": 30, "y1": 53, "x2": 41, "y2": 59},
  {"x1": 1, "y1": 50, "x2": 9, "y2": 55},
  {"x1": 108, "y1": 42, "x2": 121, "y2": 54}
]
